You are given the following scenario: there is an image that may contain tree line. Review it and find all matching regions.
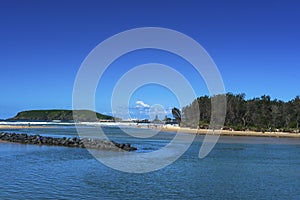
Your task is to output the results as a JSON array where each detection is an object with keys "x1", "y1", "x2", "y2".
[{"x1": 175, "y1": 93, "x2": 300, "y2": 133}]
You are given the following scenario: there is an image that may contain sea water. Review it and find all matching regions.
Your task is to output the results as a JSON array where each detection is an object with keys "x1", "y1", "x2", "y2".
[{"x1": 1, "y1": 125, "x2": 300, "y2": 199}]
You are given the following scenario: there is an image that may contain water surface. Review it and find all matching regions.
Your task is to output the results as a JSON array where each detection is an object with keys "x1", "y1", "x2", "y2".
[{"x1": 1, "y1": 126, "x2": 300, "y2": 199}]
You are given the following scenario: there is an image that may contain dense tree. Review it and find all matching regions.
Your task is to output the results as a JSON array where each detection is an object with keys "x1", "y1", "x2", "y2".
[
  {"x1": 181, "y1": 93, "x2": 300, "y2": 133},
  {"x1": 291, "y1": 96, "x2": 300, "y2": 129}
]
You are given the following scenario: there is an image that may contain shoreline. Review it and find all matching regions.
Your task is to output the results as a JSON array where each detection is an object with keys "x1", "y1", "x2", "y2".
[
  {"x1": 1, "y1": 124, "x2": 300, "y2": 138},
  {"x1": 150, "y1": 126, "x2": 300, "y2": 138},
  {"x1": 0, "y1": 125, "x2": 60, "y2": 129}
]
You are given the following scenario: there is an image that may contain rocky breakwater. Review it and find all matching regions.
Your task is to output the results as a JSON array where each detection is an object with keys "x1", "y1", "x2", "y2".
[{"x1": 0, "y1": 132, "x2": 137, "y2": 151}]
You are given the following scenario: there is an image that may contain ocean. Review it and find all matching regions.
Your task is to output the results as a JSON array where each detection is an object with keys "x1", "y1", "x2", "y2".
[{"x1": 1, "y1": 124, "x2": 300, "y2": 199}]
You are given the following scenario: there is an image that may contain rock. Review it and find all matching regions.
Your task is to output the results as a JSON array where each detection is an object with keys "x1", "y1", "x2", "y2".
[{"x1": 0, "y1": 132, "x2": 137, "y2": 151}]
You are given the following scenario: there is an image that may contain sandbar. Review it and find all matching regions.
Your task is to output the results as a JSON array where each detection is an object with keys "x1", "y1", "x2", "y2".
[
  {"x1": 0, "y1": 125, "x2": 59, "y2": 129},
  {"x1": 1, "y1": 124, "x2": 300, "y2": 138},
  {"x1": 149, "y1": 126, "x2": 300, "y2": 138}
]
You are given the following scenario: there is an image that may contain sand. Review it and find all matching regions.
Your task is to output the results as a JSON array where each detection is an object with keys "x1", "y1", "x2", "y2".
[
  {"x1": 1, "y1": 124, "x2": 299, "y2": 138},
  {"x1": 0, "y1": 125, "x2": 58, "y2": 129},
  {"x1": 150, "y1": 126, "x2": 300, "y2": 138}
]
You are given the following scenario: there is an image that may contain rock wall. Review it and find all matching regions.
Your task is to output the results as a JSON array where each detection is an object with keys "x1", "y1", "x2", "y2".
[{"x1": 0, "y1": 132, "x2": 137, "y2": 151}]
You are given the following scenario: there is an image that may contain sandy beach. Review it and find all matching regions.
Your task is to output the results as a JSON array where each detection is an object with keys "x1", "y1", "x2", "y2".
[
  {"x1": 0, "y1": 125, "x2": 59, "y2": 129},
  {"x1": 1, "y1": 124, "x2": 299, "y2": 138},
  {"x1": 153, "y1": 126, "x2": 300, "y2": 138}
]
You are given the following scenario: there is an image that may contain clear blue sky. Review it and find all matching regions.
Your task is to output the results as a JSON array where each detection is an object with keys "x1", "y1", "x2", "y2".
[{"x1": 0, "y1": 0, "x2": 299, "y2": 119}]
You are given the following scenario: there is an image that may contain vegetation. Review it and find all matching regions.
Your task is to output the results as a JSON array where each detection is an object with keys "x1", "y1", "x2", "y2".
[
  {"x1": 9, "y1": 109, "x2": 114, "y2": 122},
  {"x1": 171, "y1": 107, "x2": 182, "y2": 126},
  {"x1": 181, "y1": 93, "x2": 300, "y2": 133}
]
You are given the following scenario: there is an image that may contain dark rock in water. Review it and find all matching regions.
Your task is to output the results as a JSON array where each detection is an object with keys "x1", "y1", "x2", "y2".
[{"x1": 0, "y1": 132, "x2": 137, "y2": 151}]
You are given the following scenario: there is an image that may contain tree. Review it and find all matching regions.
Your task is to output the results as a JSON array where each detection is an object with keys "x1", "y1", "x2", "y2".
[
  {"x1": 163, "y1": 115, "x2": 172, "y2": 123},
  {"x1": 292, "y1": 96, "x2": 300, "y2": 130},
  {"x1": 180, "y1": 93, "x2": 300, "y2": 132},
  {"x1": 172, "y1": 107, "x2": 181, "y2": 126}
]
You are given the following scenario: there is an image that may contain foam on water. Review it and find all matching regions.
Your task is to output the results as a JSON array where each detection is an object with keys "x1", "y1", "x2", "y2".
[
  {"x1": 0, "y1": 121, "x2": 136, "y2": 127},
  {"x1": 0, "y1": 121, "x2": 74, "y2": 126}
]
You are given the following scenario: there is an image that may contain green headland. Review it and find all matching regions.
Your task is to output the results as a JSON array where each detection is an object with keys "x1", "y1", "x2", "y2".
[{"x1": 9, "y1": 109, "x2": 114, "y2": 121}]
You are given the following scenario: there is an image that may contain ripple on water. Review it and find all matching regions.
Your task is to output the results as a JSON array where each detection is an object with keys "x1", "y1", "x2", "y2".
[{"x1": 1, "y1": 128, "x2": 300, "y2": 199}]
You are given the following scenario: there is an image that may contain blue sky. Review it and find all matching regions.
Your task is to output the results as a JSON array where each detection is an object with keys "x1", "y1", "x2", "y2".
[{"x1": 0, "y1": 0, "x2": 299, "y2": 119}]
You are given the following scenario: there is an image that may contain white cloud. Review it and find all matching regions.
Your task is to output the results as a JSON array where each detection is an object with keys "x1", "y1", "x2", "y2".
[{"x1": 135, "y1": 100, "x2": 150, "y2": 108}]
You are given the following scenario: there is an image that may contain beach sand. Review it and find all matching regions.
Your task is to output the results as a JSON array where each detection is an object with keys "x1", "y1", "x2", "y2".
[
  {"x1": 1, "y1": 124, "x2": 299, "y2": 138},
  {"x1": 153, "y1": 126, "x2": 300, "y2": 138},
  {"x1": 0, "y1": 125, "x2": 58, "y2": 129}
]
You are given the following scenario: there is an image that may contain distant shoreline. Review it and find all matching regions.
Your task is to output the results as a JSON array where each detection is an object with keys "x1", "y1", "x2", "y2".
[
  {"x1": 0, "y1": 125, "x2": 60, "y2": 129},
  {"x1": 1, "y1": 123, "x2": 300, "y2": 138},
  {"x1": 157, "y1": 126, "x2": 300, "y2": 138}
]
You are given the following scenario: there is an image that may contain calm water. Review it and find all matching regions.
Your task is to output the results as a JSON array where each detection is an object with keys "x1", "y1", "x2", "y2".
[{"x1": 1, "y1": 126, "x2": 300, "y2": 199}]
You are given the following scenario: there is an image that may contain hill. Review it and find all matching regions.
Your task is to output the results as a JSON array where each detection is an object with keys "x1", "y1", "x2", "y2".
[{"x1": 9, "y1": 109, "x2": 114, "y2": 122}]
